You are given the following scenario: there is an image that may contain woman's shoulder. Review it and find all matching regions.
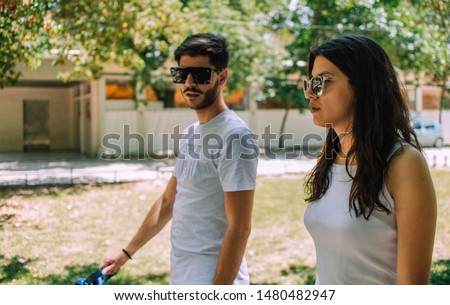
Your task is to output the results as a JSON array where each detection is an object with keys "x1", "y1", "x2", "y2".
[
  {"x1": 388, "y1": 143, "x2": 425, "y2": 168},
  {"x1": 386, "y1": 143, "x2": 431, "y2": 195}
]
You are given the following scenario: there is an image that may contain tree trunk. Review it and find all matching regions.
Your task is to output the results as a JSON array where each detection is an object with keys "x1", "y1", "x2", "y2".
[
  {"x1": 278, "y1": 105, "x2": 290, "y2": 149},
  {"x1": 438, "y1": 68, "x2": 448, "y2": 124}
]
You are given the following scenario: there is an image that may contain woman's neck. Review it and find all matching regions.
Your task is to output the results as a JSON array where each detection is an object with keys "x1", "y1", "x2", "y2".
[{"x1": 335, "y1": 130, "x2": 356, "y2": 165}]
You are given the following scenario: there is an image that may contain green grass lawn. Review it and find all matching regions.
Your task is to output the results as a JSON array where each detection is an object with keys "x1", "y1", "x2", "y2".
[{"x1": 0, "y1": 171, "x2": 449, "y2": 285}]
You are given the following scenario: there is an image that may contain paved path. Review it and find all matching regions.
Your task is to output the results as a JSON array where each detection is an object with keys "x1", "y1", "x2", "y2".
[{"x1": 0, "y1": 148, "x2": 449, "y2": 186}]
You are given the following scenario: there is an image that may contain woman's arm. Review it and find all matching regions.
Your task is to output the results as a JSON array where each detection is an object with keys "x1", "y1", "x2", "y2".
[{"x1": 387, "y1": 146, "x2": 437, "y2": 284}]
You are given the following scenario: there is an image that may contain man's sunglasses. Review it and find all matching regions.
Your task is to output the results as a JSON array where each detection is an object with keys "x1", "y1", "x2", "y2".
[
  {"x1": 170, "y1": 67, "x2": 224, "y2": 84},
  {"x1": 303, "y1": 75, "x2": 330, "y2": 98}
]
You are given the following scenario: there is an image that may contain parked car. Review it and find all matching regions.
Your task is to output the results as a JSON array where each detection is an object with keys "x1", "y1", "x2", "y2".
[{"x1": 411, "y1": 118, "x2": 444, "y2": 148}]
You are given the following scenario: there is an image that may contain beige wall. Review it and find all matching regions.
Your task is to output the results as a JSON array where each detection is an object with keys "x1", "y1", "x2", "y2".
[
  {"x1": 0, "y1": 87, "x2": 77, "y2": 152},
  {"x1": 0, "y1": 91, "x2": 23, "y2": 151},
  {"x1": 16, "y1": 59, "x2": 74, "y2": 81},
  {"x1": 49, "y1": 89, "x2": 74, "y2": 150}
]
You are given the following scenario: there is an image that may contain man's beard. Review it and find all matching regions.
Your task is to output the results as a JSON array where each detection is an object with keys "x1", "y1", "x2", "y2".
[{"x1": 183, "y1": 80, "x2": 220, "y2": 110}]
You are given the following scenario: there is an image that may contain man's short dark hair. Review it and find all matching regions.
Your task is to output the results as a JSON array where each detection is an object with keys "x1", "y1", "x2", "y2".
[{"x1": 174, "y1": 33, "x2": 229, "y2": 69}]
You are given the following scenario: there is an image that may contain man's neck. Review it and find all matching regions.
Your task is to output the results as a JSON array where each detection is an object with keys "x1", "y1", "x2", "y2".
[{"x1": 196, "y1": 99, "x2": 228, "y2": 124}]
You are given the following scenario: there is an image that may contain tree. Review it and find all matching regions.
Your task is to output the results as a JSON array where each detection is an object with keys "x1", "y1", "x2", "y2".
[
  {"x1": 257, "y1": 0, "x2": 399, "y2": 148},
  {"x1": 1, "y1": 0, "x2": 282, "y2": 106},
  {"x1": 1, "y1": 0, "x2": 193, "y2": 102},
  {"x1": 1, "y1": 0, "x2": 50, "y2": 88},
  {"x1": 399, "y1": 0, "x2": 449, "y2": 121},
  {"x1": 351, "y1": 0, "x2": 449, "y2": 121},
  {"x1": 257, "y1": 0, "x2": 449, "y2": 147},
  {"x1": 181, "y1": 0, "x2": 285, "y2": 95},
  {"x1": 2, "y1": 0, "x2": 447, "y2": 117}
]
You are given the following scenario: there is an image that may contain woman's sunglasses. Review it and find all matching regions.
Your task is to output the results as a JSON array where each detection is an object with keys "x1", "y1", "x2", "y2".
[
  {"x1": 303, "y1": 75, "x2": 329, "y2": 98},
  {"x1": 170, "y1": 67, "x2": 224, "y2": 84}
]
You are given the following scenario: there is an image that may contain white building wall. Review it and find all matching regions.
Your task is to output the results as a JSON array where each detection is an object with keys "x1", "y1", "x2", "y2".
[
  {"x1": 0, "y1": 87, "x2": 75, "y2": 152},
  {"x1": 102, "y1": 108, "x2": 326, "y2": 156},
  {"x1": 249, "y1": 109, "x2": 325, "y2": 148}
]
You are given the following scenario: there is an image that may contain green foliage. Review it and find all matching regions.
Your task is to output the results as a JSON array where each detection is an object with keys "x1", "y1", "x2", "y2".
[
  {"x1": 1, "y1": 0, "x2": 281, "y2": 102},
  {"x1": 0, "y1": 11, "x2": 21, "y2": 87},
  {"x1": 255, "y1": 0, "x2": 401, "y2": 110},
  {"x1": 0, "y1": 0, "x2": 448, "y2": 109},
  {"x1": 0, "y1": 0, "x2": 193, "y2": 102},
  {"x1": 255, "y1": 77, "x2": 308, "y2": 111},
  {"x1": 254, "y1": 0, "x2": 449, "y2": 114},
  {"x1": 442, "y1": 92, "x2": 450, "y2": 110},
  {"x1": 379, "y1": 1, "x2": 448, "y2": 83},
  {"x1": 1, "y1": 1, "x2": 50, "y2": 88},
  {"x1": 430, "y1": 260, "x2": 450, "y2": 285},
  {"x1": 186, "y1": 0, "x2": 285, "y2": 93},
  {"x1": 46, "y1": 0, "x2": 192, "y2": 101},
  {"x1": 382, "y1": 0, "x2": 449, "y2": 117}
]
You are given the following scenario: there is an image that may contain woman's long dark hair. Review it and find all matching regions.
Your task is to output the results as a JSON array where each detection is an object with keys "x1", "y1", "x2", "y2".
[{"x1": 304, "y1": 34, "x2": 421, "y2": 220}]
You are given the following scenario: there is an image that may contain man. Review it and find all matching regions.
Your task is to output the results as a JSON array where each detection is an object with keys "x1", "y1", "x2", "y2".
[{"x1": 100, "y1": 33, "x2": 259, "y2": 284}]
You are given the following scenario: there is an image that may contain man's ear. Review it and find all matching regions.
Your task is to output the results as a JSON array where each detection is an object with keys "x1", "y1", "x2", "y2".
[{"x1": 219, "y1": 68, "x2": 228, "y2": 86}]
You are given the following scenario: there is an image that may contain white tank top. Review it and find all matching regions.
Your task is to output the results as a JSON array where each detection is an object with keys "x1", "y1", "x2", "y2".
[{"x1": 304, "y1": 143, "x2": 405, "y2": 284}]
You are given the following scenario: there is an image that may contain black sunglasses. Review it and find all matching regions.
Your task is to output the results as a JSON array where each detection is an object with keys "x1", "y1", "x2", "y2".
[{"x1": 170, "y1": 67, "x2": 224, "y2": 84}]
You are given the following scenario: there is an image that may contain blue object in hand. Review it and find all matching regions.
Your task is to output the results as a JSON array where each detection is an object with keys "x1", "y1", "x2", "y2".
[{"x1": 74, "y1": 268, "x2": 114, "y2": 285}]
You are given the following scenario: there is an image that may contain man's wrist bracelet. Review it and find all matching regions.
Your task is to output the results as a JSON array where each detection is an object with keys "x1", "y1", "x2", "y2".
[{"x1": 122, "y1": 248, "x2": 132, "y2": 260}]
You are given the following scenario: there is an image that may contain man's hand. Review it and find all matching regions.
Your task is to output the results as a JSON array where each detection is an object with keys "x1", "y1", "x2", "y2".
[{"x1": 100, "y1": 250, "x2": 129, "y2": 275}]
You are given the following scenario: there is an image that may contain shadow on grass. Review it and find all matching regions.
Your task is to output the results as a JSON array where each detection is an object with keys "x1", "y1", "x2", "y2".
[
  {"x1": 0, "y1": 255, "x2": 169, "y2": 285},
  {"x1": 281, "y1": 264, "x2": 316, "y2": 285},
  {"x1": 0, "y1": 201, "x2": 17, "y2": 230},
  {"x1": 1, "y1": 253, "x2": 447, "y2": 285},
  {"x1": 43, "y1": 264, "x2": 169, "y2": 285},
  {"x1": 0, "y1": 184, "x2": 114, "y2": 200},
  {"x1": 107, "y1": 271, "x2": 169, "y2": 285},
  {"x1": 252, "y1": 264, "x2": 316, "y2": 285},
  {"x1": 0, "y1": 255, "x2": 33, "y2": 284},
  {"x1": 0, "y1": 213, "x2": 15, "y2": 230},
  {"x1": 0, "y1": 186, "x2": 64, "y2": 199},
  {"x1": 276, "y1": 260, "x2": 450, "y2": 285},
  {"x1": 430, "y1": 259, "x2": 450, "y2": 285}
]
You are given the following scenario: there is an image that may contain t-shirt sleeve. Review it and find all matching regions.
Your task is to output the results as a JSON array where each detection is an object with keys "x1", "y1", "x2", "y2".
[{"x1": 217, "y1": 128, "x2": 259, "y2": 192}]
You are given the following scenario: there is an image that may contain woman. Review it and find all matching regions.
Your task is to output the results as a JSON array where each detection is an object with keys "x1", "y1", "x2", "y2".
[{"x1": 303, "y1": 34, "x2": 437, "y2": 284}]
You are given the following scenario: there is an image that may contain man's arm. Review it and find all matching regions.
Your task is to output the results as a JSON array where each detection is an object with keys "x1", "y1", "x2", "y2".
[
  {"x1": 212, "y1": 190, "x2": 254, "y2": 284},
  {"x1": 101, "y1": 176, "x2": 177, "y2": 275}
]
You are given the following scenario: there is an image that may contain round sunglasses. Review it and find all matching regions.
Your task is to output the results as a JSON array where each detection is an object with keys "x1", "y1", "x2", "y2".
[{"x1": 303, "y1": 75, "x2": 329, "y2": 98}]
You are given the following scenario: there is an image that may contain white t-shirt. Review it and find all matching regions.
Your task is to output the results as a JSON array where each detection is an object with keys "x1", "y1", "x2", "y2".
[{"x1": 170, "y1": 110, "x2": 258, "y2": 284}]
